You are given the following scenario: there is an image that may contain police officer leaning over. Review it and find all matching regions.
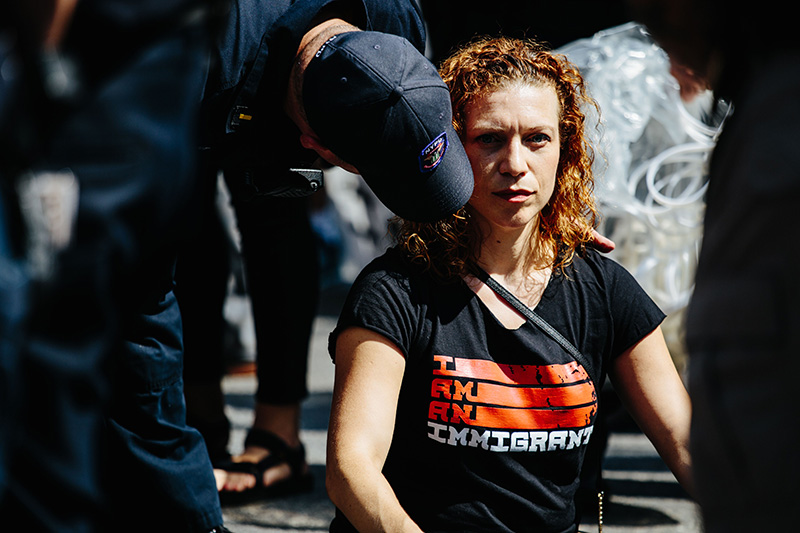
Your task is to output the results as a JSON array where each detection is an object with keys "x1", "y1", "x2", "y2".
[
  {"x1": 126, "y1": 0, "x2": 474, "y2": 530},
  {"x1": 181, "y1": 0, "x2": 475, "y2": 499}
]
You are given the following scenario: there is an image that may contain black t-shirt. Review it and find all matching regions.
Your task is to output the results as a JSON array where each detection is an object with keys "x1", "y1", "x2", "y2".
[{"x1": 329, "y1": 247, "x2": 665, "y2": 532}]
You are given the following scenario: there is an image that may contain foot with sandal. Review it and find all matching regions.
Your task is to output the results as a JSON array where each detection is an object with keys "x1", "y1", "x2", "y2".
[{"x1": 214, "y1": 403, "x2": 313, "y2": 505}]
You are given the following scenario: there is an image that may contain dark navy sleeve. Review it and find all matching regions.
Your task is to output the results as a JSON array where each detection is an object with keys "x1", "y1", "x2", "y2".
[
  {"x1": 361, "y1": 0, "x2": 426, "y2": 53},
  {"x1": 78, "y1": 0, "x2": 209, "y2": 29},
  {"x1": 200, "y1": 0, "x2": 426, "y2": 147}
]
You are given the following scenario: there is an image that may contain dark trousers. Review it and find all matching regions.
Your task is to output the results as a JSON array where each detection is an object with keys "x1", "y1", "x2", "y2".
[
  {"x1": 179, "y1": 166, "x2": 320, "y2": 460},
  {"x1": 235, "y1": 193, "x2": 320, "y2": 406},
  {"x1": 105, "y1": 286, "x2": 222, "y2": 532}
]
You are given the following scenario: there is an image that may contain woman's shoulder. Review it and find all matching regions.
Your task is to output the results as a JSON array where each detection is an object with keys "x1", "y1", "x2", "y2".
[
  {"x1": 561, "y1": 248, "x2": 651, "y2": 302},
  {"x1": 354, "y1": 247, "x2": 417, "y2": 285},
  {"x1": 348, "y1": 246, "x2": 437, "y2": 300},
  {"x1": 350, "y1": 247, "x2": 470, "y2": 317},
  {"x1": 330, "y1": 248, "x2": 423, "y2": 362},
  {"x1": 567, "y1": 248, "x2": 663, "y2": 314},
  {"x1": 567, "y1": 247, "x2": 629, "y2": 280}
]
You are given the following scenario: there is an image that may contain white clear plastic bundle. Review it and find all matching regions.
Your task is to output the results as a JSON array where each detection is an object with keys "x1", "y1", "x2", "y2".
[{"x1": 559, "y1": 23, "x2": 731, "y2": 315}]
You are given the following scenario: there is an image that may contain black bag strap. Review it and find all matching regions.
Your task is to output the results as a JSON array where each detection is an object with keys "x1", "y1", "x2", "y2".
[{"x1": 474, "y1": 266, "x2": 599, "y2": 387}]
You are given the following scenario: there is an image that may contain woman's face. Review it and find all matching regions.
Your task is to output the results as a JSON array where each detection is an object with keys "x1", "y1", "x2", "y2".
[{"x1": 462, "y1": 82, "x2": 561, "y2": 234}]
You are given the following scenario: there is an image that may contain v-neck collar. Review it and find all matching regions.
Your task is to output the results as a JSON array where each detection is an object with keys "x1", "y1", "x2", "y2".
[{"x1": 462, "y1": 269, "x2": 557, "y2": 331}]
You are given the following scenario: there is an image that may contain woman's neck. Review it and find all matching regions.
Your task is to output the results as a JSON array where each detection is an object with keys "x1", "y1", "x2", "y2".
[
  {"x1": 467, "y1": 222, "x2": 555, "y2": 318},
  {"x1": 475, "y1": 220, "x2": 552, "y2": 280}
]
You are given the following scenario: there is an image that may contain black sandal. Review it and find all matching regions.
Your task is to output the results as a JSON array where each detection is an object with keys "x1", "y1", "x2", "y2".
[{"x1": 217, "y1": 428, "x2": 313, "y2": 505}]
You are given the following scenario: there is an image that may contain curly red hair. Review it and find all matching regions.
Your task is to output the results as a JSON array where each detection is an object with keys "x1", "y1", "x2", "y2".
[{"x1": 394, "y1": 36, "x2": 600, "y2": 280}]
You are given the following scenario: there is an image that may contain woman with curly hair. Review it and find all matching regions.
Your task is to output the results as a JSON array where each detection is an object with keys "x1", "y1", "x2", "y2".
[{"x1": 325, "y1": 36, "x2": 693, "y2": 532}]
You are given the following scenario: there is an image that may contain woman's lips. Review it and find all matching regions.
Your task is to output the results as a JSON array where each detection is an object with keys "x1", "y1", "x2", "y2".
[{"x1": 493, "y1": 189, "x2": 533, "y2": 202}]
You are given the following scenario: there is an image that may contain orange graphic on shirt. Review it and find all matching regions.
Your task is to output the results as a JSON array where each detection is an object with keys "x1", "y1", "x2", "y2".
[{"x1": 429, "y1": 355, "x2": 596, "y2": 431}]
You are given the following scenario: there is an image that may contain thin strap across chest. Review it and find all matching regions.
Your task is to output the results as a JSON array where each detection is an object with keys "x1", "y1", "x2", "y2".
[{"x1": 474, "y1": 266, "x2": 598, "y2": 387}]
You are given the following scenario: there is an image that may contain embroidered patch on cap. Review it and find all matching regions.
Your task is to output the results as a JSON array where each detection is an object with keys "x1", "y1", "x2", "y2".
[{"x1": 418, "y1": 132, "x2": 448, "y2": 173}]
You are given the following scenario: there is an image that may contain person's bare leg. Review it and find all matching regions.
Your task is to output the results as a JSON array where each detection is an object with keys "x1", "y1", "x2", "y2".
[{"x1": 216, "y1": 402, "x2": 307, "y2": 492}]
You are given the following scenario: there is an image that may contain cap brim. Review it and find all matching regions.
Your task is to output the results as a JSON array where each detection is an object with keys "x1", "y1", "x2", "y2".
[{"x1": 359, "y1": 123, "x2": 473, "y2": 223}]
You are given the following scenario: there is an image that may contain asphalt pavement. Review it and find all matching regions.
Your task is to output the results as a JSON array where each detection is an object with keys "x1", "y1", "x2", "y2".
[{"x1": 218, "y1": 286, "x2": 704, "y2": 533}]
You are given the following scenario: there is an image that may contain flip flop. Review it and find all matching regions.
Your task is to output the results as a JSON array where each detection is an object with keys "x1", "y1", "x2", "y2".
[{"x1": 216, "y1": 428, "x2": 313, "y2": 506}]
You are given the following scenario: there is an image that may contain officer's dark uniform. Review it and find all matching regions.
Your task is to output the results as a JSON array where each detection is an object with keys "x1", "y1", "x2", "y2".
[{"x1": 178, "y1": 0, "x2": 427, "y2": 462}]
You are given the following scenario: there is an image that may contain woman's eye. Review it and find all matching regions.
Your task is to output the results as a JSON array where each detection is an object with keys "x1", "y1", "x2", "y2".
[
  {"x1": 528, "y1": 133, "x2": 550, "y2": 144},
  {"x1": 476, "y1": 134, "x2": 496, "y2": 144}
]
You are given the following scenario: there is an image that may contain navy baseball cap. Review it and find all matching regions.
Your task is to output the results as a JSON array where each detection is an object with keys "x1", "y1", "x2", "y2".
[{"x1": 303, "y1": 31, "x2": 473, "y2": 222}]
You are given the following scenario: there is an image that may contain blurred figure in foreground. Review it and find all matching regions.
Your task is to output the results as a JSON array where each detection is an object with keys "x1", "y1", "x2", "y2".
[
  {"x1": 0, "y1": 1, "x2": 223, "y2": 530},
  {"x1": 629, "y1": 1, "x2": 800, "y2": 531}
]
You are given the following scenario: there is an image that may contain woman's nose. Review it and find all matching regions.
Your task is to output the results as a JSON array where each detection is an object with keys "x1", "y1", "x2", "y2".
[{"x1": 499, "y1": 140, "x2": 526, "y2": 178}]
